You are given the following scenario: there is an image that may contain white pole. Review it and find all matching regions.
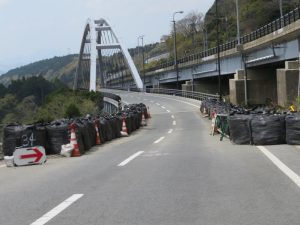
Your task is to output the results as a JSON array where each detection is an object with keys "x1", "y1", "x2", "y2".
[{"x1": 236, "y1": 0, "x2": 241, "y2": 45}]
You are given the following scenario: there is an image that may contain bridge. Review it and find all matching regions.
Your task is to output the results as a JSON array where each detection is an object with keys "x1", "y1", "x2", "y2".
[{"x1": 75, "y1": 7, "x2": 300, "y2": 107}]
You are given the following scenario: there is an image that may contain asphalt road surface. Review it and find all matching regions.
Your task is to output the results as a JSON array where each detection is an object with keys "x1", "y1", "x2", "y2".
[{"x1": 0, "y1": 90, "x2": 300, "y2": 225}]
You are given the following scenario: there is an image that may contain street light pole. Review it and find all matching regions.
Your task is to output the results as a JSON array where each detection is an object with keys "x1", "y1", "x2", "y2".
[
  {"x1": 172, "y1": 11, "x2": 184, "y2": 90},
  {"x1": 138, "y1": 35, "x2": 145, "y2": 91},
  {"x1": 216, "y1": 0, "x2": 222, "y2": 101},
  {"x1": 236, "y1": 0, "x2": 241, "y2": 45},
  {"x1": 279, "y1": 0, "x2": 283, "y2": 18}
]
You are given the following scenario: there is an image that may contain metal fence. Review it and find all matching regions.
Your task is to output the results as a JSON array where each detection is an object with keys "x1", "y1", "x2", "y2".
[
  {"x1": 146, "y1": 88, "x2": 219, "y2": 101},
  {"x1": 146, "y1": 6, "x2": 300, "y2": 73}
]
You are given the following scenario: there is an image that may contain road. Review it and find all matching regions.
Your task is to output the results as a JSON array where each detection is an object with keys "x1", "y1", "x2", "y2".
[{"x1": 0, "y1": 90, "x2": 300, "y2": 225}]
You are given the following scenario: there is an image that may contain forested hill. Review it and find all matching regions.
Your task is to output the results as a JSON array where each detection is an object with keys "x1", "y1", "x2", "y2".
[
  {"x1": 0, "y1": 54, "x2": 78, "y2": 87},
  {"x1": 205, "y1": 0, "x2": 299, "y2": 44}
]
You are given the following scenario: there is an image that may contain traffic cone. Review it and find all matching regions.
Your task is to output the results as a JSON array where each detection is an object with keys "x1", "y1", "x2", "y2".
[
  {"x1": 147, "y1": 106, "x2": 151, "y2": 118},
  {"x1": 141, "y1": 112, "x2": 147, "y2": 126},
  {"x1": 121, "y1": 117, "x2": 128, "y2": 137},
  {"x1": 70, "y1": 123, "x2": 81, "y2": 157},
  {"x1": 94, "y1": 121, "x2": 101, "y2": 145}
]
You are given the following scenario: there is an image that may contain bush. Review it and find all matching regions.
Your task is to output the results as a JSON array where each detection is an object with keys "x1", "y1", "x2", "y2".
[{"x1": 65, "y1": 103, "x2": 81, "y2": 118}]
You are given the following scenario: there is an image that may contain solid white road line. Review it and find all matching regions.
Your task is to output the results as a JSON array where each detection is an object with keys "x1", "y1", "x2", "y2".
[
  {"x1": 171, "y1": 115, "x2": 175, "y2": 119},
  {"x1": 148, "y1": 95, "x2": 199, "y2": 108},
  {"x1": 257, "y1": 146, "x2": 300, "y2": 188},
  {"x1": 168, "y1": 129, "x2": 173, "y2": 134},
  {"x1": 154, "y1": 137, "x2": 165, "y2": 144},
  {"x1": 30, "y1": 194, "x2": 84, "y2": 225},
  {"x1": 173, "y1": 121, "x2": 176, "y2": 126},
  {"x1": 118, "y1": 151, "x2": 144, "y2": 167},
  {"x1": 0, "y1": 165, "x2": 6, "y2": 168}
]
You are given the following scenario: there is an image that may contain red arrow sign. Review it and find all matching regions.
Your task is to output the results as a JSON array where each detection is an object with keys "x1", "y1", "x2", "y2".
[{"x1": 20, "y1": 147, "x2": 43, "y2": 163}]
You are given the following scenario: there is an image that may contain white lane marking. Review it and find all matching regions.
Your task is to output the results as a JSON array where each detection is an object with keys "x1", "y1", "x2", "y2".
[
  {"x1": 0, "y1": 165, "x2": 6, "y2": 168},
  {"x1": 148, "y1": 95, "x2": 199, "y2": 108},
  {"x1": 168, "y1": 129, "x2": 173, "y2": 134},
  {"x1": 122, "y1": 100, "x2": 129, "y2": 105},
  {"x1": 161, "y1": 106, "x2": 166, "y2": 109},
  {"x1": 156, "y1": 103, "x2": 160, "y2": 106},
  {"x1": 154, "y1": 136, "x2": 165, "y2": 144},
  {"x1": 30, "y1": 194, "x2": 84, "y2": 225},
  {"x1": 166, "y1": 110, "x2": 171, "y2": 113},
  {"x1": 150, "y1": 100, "x2": 154, "y2": 103},
  {"x1": 143, "y1": 99, "x2": 148, "y2": 101},
  {"x1": 118, "y1": 151, "x2": 144, "y2": 167},
  {"x1": 257, "y1": 146, "x2": 300, "y2": 188},
  {"x1": 171, "y1": 115, "x2": 175, "y2": 119},
  {"x1": 173, "y1": 121, "x2": 176, "y2": 126}
]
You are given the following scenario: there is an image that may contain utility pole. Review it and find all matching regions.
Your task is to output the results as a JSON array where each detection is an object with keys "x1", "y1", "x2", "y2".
[
  {"x1": 216, "y1": 0, "x2": 222, "y2": 101},
  {"x1": 172, "y1": 11, "x2": 184, "y2": 90}
]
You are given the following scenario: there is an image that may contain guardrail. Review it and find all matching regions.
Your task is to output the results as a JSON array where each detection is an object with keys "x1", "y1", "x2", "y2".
[
  {"x1": 146, "y1": 88, "x2": 219, "y2": 101},
  {"x1": 146, "y1": 6, "x2": 300, "y2": 73},
  {"x1": 0, "y1": 124, "x2": 4, "y2": 160}
]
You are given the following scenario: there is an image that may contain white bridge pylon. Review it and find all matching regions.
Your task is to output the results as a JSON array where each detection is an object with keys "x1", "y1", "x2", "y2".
[{"x1": 75, "y1": 18, "x2": 143, "y2": 91}]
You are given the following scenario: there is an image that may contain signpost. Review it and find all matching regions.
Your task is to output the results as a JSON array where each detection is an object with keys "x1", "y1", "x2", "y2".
[{"x1": 13, "y1": 146, "x2": 46, "y2": 166}]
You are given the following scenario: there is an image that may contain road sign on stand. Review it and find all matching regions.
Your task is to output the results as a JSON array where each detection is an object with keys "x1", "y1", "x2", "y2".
[{"x1": 13, "y1": 146, "x2": 46, "y2": 166}]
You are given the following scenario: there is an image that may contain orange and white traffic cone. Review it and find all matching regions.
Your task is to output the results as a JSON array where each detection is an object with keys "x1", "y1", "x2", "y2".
[
  {"x1": 147, "y1": 106, "x2": 151, "y2": 118},
  {"x1": 70, "y1": 123, "x2": 81, "y2": 157},
  {"x1": 94, "y1": 121, "x2": 101, "y2": 145},
  {"x1": 121, "y1": 117, "x2": 128, "y2": 137},
  {"x1": 141, "y1": 112, "x2": 147, "y2": 126}
]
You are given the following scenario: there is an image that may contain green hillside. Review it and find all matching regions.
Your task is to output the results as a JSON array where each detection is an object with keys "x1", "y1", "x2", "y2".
[{"x1": 0, "y1": 54, "x2": 78, "y2": 87}]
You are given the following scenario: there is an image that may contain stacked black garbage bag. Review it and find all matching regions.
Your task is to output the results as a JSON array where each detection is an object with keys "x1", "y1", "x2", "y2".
[
  {"x1": 200, "y1": 99, "x2": 300, "y2": 145},
  {"x1": 1, "y1": 103, "x2": 149, "y2": 156}
]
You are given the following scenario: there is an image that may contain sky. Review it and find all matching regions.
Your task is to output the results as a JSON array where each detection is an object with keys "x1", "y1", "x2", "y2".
[{"x1": 0, "y1": 0, "x2": 215, "y2": 73}]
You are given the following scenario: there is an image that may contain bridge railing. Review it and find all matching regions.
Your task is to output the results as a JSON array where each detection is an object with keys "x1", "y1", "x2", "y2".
[
  {"x1": 145, "y1": 6, "x2": 300, "y2": 73},
  {"x1": 146, "y1": 88, "x2": 219, "y2": 101},
  {"x1": 0, "y1": 124, "x2": 4, "y2": 160}
]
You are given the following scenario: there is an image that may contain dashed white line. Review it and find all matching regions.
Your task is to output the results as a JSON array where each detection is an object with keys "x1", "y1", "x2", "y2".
[
  {"x1": 166, "y1": 110, "x2": 171, "y2": 113},
  {"x1": 171, "y1": 115, "x2": 175, "y2": 119},
  {"x1": 168, "y1": 129, "x2": 173, "y2": 134},
  {"x1": 154, "y1": 136, "x2": 165, "y2": 144},
  {"x1": 257, "y1": 146, "x2": 300, "y2": 188},
  {"x1": 173, "y1": 121, "x2": 176, "y2": 126},
  {"x1": 161, "y1": 106, "x2": 166, "y2": 109},
  {"x1": 118, "y1": 151, "x2": 144, "y2": 167},
  {"x1": 150, "y1": 100, "x2": 154, "y2": 103},
  {"x1": 156, "y1": 103, "x2": 160, "y2": 106},
  {"x1": 30, "y1": 194, "x2": 84, "y2": 225}
]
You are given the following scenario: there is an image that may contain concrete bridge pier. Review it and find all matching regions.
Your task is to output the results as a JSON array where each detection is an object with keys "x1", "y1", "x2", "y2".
[
  {"x1": 277, "y1": 60, "x2": 300, "y2": 107},
  {"x1": 230, "y1": 67, "x2": 277, "y2": 105}
]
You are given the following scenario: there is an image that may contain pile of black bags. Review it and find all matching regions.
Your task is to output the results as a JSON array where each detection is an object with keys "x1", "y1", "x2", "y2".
[
  {"x1": 1, "y1": 103, "x2": 149, "y2": 156},
  {"x1": 201, "y1": 99, "x2": 300, "y2": 145}
]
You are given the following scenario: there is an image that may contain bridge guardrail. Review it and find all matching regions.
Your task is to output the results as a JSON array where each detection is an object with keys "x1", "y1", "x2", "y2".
[
  {"x1": 146, "y1": 88, "x2": 219, "y2": 101},
  {"x1": 0, "y1": 124, "x2": 4, "y2": 160},
  {"x1": 146, "y1": 6, "x2": 300, "y2": 73}
]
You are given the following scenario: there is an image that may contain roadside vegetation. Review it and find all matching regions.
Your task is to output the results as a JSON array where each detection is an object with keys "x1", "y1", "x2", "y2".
[{"x1": 0, "y1": 76, "x2": 103, "y2": 126}]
